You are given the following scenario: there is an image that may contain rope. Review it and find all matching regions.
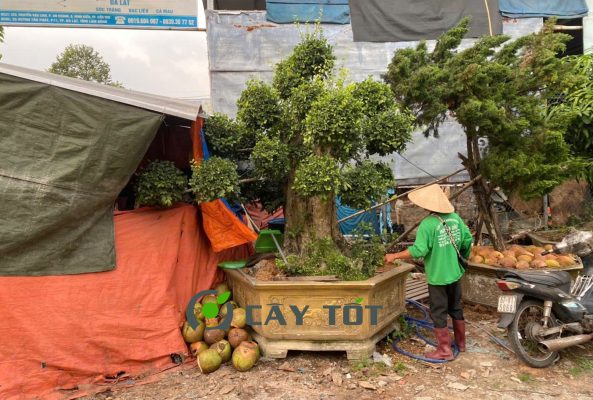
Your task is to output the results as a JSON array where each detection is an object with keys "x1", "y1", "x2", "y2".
[
  {"x1": 483, "y1": 0, "x2": 493, "y2": 37},
  {"x1": 391, "y1": 300, "x2": 460, "y2": 363}
]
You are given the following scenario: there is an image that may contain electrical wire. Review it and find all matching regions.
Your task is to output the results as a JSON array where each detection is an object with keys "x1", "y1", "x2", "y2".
[{"x1": 397, "y1": 153, "x2": 439, "y2": 180}]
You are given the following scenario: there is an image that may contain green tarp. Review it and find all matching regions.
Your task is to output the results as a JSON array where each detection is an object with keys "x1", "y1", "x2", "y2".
[{"x1": 0, "y1": 73, "x2": 163, "y2": 276}]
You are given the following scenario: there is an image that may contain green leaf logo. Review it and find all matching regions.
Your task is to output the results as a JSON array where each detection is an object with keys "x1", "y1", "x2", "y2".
[
  {"x1": 202, "y1": 303, "x2": 219, "y2": 319},
  {"x1": 217, "y1": 291, "x2": 231, "y2": 305},
  {"x1": 355, "y1": 297, "x2": 364, "y2": 304}
]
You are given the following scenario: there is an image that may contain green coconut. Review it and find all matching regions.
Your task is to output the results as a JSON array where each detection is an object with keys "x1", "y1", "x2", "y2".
[
  {"x1": 189, "y1": 341, "x2": 209, "y2": 356},
  {"x1": 193, "y1": 302, "x2": 205, "y2": 321},
  {"x1": 182, "y1": 320, "x2": 205, "y2": 343},
  {"x1": 213, "y1": 339, "x2": 232, "y2": 363},
  {"x1": 197, "y1": 349, "x2": 222, "y2": 374},
  {"x1": 201, "y1": 294, "x2": 218, "y2": 305},
  {"x1": 214, "y1": 282, "x2": 230, "y2": 296},
  {"x1": 231, "y1": 307, "x2": 247, "y2": 328},
  {"x1": 232, "y1": 344, "x2": 258, "y2": 372},
  {"x1": 219, "y1": 301, "x2": 237, "y2": 318},
  {"x1": 228, "y1": 328, "x2": 249, "y2": 348},
  {"x1": 239, "y1": 340, "x2": 260, "y2": 362},
  {"x1": 203, "y1": 317, "x2": 226, "y2": 345}
]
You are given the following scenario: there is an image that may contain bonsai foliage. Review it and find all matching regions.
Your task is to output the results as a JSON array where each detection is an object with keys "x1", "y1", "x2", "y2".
[
  {"x1": 189, "y1": 157, "x2": 239, "y2": 203},
  {"x1": 203, "y1": 27, "x2": 414, "y2": 258},
  {"x1": 135, "y1": 160, "x2": 187, "y2": 208},
  {"x1": 384, "y1": 18, "x2": 585, "y2": 248}
]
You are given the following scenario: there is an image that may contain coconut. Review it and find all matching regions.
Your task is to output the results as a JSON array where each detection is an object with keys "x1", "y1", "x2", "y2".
[
  {"x1": 213, "y1": 339, "x2": 232, "y2": 363},
  {"x1": 193, "y1": 302, "x2": 205, "y2": 321},
  {"x1": 500, "y1": 257, "x2": 517, "y2": 269},
  {"x1": 516, "y1": 260, "x2": 530, "y2": 270},
  {"x1": 201, "y1": 294, "x2": 218, "y2": 305},
  {"x1": 545, "y1": 259, "x2": 561, "y2": 268},
  {"x1": 231, "y1": 308, "x2": 247, "y2": 328},
  {"x1": 557, "y1": 255, "x2": 575, "y2": 267},
  {"x1": 197, "y1": 349, "x2": 222, "y2": 374},
  {"x1": 513, "y1": 247, "x2": 534, "y2": 257},
  {"x1": 484, "y1": 258, "x2": 500, "y2": 267},
  {"x1": 219, "y1": 301, "x2": 237, "y2": 318},
  {"x1": 232, "y1": 344, "x2": 258, "y2": 372},
  {"x1": 228, "y1": 328, "x2": 249, "y2": 348},
  {"x1": 204, "y1": 327, "x2": 226, "y2": 345},
  {"x1": 530, "y1": 259, "x2": 547, "y2": 269},
  {"x1": 470, "y1": 255, "x2": 484, "y2": 264},
  {"x1": 476, "y1": 247, "x2": 492, "y2": 258},
  {"x1": 490, "y1": 251, "x2": 504, "y2": 260},
  {"x1": 190, "y1": 341, "x2": 209, "y2": 356},
  {"x1": 502, "y1": 250, "x2": 516, "y2": 259},
  {"x1": 517, "y1": 254, "x2": 533, "y2": 263},
  {"x1": 238, "y1": 340, "x2": 260, "y2": 362},
  {"x1": 182, "y1": 320, "x2": 205, "y2": 343},
  {"x1": 544, "y1": 244, "x2": 554, "y2": 251},
  {"x1": 214, "y1": 282, "x2": 230, "y2": 296},
  {"x1": 532, "y1": 247, "x2": 545, "y2": 255}
]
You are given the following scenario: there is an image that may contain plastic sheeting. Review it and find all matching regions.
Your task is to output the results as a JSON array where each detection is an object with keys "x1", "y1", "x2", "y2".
[
  {"x1": 0, "y1": 73, "x2": 163, "y2": 276},
  {"x1": 349, "y1": 0, "x2": 502, "y2": 42},
  {"x1": 207, "y1": 11, "x2": 542, "y2": 184},
  {"x1": 0, "y1": 205, "x2": 250, "y2": 400},
  {"x1": 500, "y1": 0, "x2": 588, "y2": 18},
  {"x1": 266, "y1": 0, "x2": 350, "y2": 24}
]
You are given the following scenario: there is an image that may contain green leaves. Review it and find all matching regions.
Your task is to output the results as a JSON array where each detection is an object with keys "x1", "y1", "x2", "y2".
[
  {"x1": 189, "y1": 157, "x2": 239, "y2": 203},
  {"x1": 304, "y1": 83, "x2": 365, "y2": 162},
  {"x1": 203, "y1": 113, "x2": 248, "y2": 159},
  {"x1": 134, "y1": 160, "x2": 188, "y2": 208},
  {"x1": 385, "y1": 17, "x2": 585, "y2": 199},
  {"x1": 293, "y1": 154, "x2": 341, "y2": 199},
  {"x1": 236, "y1": 79, "x2": 282, "y2": 139},
  {"x1": 340, "y1": 160, "x2": 394, "y2": 210},
  {"x1": 251, "y1": 136, "x2": 290, "y2": 182}
]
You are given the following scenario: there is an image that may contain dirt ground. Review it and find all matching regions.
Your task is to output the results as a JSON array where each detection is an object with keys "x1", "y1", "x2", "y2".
[{"x1": 85, "y1": 305, "x2": 593, "y2": 400}]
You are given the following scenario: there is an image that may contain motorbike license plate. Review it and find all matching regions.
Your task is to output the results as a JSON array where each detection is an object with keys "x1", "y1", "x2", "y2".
[{"x1": 497, "y1": 295, "x2": 517, "y2": 313}]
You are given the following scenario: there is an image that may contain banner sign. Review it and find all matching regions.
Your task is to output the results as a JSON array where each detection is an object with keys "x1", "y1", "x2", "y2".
[{"x1": 0, "y1": 0, "x2": 198, "y2": 30}]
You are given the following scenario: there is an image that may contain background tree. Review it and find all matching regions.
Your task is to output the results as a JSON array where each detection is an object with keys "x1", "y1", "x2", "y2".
[
  {"x1": 384, "y1": 19, "x2": 584, "y2": 249},
  {"x1": 548, "y1": 53, "x2": 593, "y2": 185},
  {"x1": 49, "y1": 44, "x2": 123, "y2": 87},
  {"x1": 195, "y1": 28, "x2": 414, "y2": 256}
]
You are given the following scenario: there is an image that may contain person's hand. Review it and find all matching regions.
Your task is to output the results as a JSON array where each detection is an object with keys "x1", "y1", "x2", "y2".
[{"x1": 384, "y1": 253, "x2": 398, "y2": 264}]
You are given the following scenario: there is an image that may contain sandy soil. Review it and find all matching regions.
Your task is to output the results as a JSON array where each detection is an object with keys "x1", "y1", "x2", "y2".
[{"x1": 84, "y1": 305, "x2": 593, "y2": 400}]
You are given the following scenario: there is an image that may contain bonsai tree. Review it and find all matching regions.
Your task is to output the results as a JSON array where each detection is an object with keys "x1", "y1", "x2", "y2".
[
  {"x1": 193, "y1": 28, "x2": 414, "y2": 274},
  {"x1": 383, "y1": 18, "x2": 585, "y2": 249}
]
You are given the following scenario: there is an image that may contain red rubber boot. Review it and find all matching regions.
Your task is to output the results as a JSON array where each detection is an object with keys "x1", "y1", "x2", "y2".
[
  {"x1": 425, "y1": 327, "x2": 454, "y2": 361},
  {"x1": 453, "y1": 319, "x2": 466, "y2": 352}
]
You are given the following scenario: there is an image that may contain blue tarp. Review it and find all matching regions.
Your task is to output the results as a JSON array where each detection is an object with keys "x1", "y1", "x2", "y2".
[
  {"x1": 266, "y1": 0, "x2": 350, "y2": 24},
  {"x1": 336, "y1": 197, "x2": 380, "y2": 235},
  {"x1": 499, "y1": 0, "x2": 588, "y2": 18}
]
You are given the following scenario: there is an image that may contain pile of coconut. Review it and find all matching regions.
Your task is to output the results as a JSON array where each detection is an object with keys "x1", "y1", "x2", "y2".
[
  {"x1": 181, "y1": 282, "x2": 260, "y2": 374},
  {"x1": 469, "y1": 245, "x2": 578, "y2": 270}
]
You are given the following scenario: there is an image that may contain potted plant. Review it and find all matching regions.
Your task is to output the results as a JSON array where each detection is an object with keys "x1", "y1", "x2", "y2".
[{"x1": 189, "y1": 27, "x2": 416, "y2": 359}]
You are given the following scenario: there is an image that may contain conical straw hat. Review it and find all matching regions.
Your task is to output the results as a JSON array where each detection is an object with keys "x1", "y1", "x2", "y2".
[{"x1": 407, "y1": 184, "x2": 454, "y2": 214}]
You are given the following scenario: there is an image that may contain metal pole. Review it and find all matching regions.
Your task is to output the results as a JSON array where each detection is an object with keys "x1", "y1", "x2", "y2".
[
  {"x1": 543, "y1": 194, "x2": 549, "y2": 230},
  {"x1": 337, "y1": 168, "x2": 466, "y2": 223}
]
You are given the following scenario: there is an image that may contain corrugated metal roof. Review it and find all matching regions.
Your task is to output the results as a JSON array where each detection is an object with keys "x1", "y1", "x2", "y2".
[{"x1": 0, "y1": 62, "x2": 202, "y2": 121}]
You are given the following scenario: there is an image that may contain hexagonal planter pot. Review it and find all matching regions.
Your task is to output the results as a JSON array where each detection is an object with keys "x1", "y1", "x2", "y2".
[{"x1": 226, "y1": 262, "x2": 414, "y2": 360}]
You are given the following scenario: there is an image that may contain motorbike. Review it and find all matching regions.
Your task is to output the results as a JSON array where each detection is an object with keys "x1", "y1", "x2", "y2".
[{"x1": 496, "y1": 230, "x2": 593, "y2": 368}]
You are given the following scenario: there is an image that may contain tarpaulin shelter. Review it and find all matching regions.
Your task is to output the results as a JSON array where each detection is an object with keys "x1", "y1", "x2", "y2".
[{"x1": 0, "y1": 63, "x2": 254, "y2": 399}]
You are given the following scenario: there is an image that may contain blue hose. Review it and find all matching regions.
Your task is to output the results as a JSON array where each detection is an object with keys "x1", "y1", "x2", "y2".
[{"x1": 391, "y1": 299, "x2": 460, "y2": 363}]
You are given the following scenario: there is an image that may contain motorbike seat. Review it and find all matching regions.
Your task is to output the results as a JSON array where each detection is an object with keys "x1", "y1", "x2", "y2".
[{"x1": 503, "y1": 270, "x2": 572, "y2": 289}]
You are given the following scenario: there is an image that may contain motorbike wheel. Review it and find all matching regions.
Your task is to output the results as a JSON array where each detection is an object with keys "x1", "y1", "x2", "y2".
[{"x1": 507, "y1": 299, "x2": 559, "y2": 368}]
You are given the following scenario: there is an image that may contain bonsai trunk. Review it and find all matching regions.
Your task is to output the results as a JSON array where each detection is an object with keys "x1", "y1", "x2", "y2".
[
  {"x1": 463, "y1": 135, "x2": 506, "y2": 250},
  {"x1": 283, "y1": 171, "x2": 340, "y2": 255}
]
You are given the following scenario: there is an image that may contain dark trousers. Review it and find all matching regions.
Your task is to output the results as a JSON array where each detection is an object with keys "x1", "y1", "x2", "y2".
[{"x1": 428, "y1": 280, "x2": 464, "y2": 328}]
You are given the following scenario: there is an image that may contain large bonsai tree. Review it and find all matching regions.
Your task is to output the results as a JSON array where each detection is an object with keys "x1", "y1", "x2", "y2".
[
  {"x1": 196, "y1": 29, "x2": 413, "y2": 257},
  {"x1": 383, "y1": 19, "x2": 585, "y2": 249}
]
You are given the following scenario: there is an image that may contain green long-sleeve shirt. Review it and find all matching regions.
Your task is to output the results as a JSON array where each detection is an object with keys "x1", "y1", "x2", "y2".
[{"x1": 408, "y1": 212, "x2": 472, "y2": 285}]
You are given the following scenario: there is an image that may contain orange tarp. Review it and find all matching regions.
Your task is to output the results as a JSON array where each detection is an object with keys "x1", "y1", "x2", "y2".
[{"x1": 0, "y1": 205, "x2": 249, "y2": 400}]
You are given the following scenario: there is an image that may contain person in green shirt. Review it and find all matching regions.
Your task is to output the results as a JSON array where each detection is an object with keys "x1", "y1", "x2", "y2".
[{"x1": 385, "y1": 184, "x2": 472, "y2": 360}]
